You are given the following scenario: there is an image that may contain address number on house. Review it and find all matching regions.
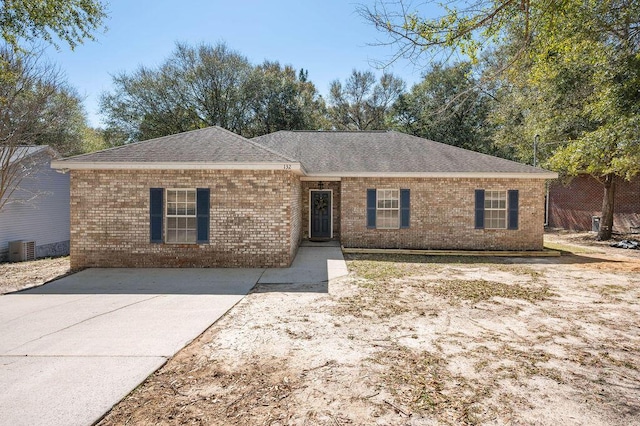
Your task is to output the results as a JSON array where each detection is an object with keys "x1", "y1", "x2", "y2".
[{"x1": 283, "y1": 164, "x2": 292, "y2": 170}]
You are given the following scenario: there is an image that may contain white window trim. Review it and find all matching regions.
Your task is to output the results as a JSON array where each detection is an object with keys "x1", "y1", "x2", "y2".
[
  {"x1": 484, "y1": 190, "x2": 507, "y2": 230},
  {"x1": 308, "y1": 189, "x2": 333, "y2": 239},
  {"x1": 165, "y1": 188, "x2": 198, "y2": 244},
  {"x1": 376, "y1": 188, "x2": 400, "y2": 230}
]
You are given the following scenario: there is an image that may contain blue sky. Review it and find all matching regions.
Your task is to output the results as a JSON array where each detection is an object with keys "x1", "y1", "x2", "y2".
[{"x1": 44, "y1": 1, "x2": 433, "y2": 127}]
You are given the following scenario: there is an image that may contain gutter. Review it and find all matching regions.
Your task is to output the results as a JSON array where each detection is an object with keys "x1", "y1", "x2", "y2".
[{"x1": 50, "y1": 161, "x2": 305, "y2": 175}]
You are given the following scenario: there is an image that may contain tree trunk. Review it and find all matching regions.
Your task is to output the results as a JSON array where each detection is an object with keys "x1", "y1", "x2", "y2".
[{"x1": 597, "y1": 174, "x2": 616, "y2": 240}]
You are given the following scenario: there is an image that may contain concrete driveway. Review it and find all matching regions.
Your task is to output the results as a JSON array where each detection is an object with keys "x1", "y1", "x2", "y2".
[
  {"x1": 0, "y1": 245, "x2": 348, "y2": 426},
  {"x1": 0, "y1": 268, "x2": 262, "y2": 426}
]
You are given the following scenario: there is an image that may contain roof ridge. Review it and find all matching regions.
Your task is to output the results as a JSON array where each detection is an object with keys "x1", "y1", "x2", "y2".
[
  {"x1": 57, "y1": 128, "x2": 180, "y2": 162},
  {"x1": 59, "y1": 127, "x2": 257, "y2": 162},
  {"x1": 288, "y1": 130, "x2": 390, "y2": 134},
  {"x1": 70, "y1": 126, "x2": 245, "y2": 161},
  {"x1": 248, "y1": 136, "x2": 298, "y2": 162}
]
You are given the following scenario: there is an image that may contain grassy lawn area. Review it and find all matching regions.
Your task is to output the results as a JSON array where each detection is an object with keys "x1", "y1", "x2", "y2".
[{"x1": 98, "y1": 249, "x2": 640, "y2": 425}]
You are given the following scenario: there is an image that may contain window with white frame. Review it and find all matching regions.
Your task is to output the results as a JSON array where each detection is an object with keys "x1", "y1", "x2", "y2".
[
  {"x1": 484, "y1": 190, "x2": 507, "y2": 229},
  {"x1": 166, "y1": 189, "x2": 197, "y2": 243},
  {"x1": 376, "y1": 189, "x2": 400, "y2": 229}
]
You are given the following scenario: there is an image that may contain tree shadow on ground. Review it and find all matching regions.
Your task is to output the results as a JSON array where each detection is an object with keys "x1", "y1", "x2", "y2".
[{"x1": 343, "y1": 252, "x2": 632, "y2": 266}]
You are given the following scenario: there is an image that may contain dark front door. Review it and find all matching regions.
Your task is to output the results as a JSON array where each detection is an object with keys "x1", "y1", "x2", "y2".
[{"x1": 310, "y1": 191, "x2": 331, "y2": 240}]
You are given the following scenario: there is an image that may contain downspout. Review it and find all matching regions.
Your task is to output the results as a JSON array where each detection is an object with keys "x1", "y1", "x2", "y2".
[{"x1": 544, "y1": 182, "x2": 549, "y2": 226}]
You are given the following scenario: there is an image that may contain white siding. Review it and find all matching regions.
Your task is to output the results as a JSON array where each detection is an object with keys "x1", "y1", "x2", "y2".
[{"x1": 0, "y1": 154, "x2": 70, "y2": 258}]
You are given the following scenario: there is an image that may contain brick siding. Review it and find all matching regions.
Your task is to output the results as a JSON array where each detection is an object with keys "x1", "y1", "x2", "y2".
[
  {"x1": 69, "y1": 169, "x2": 300, "y2": 269},
  {"x1": 289, "y1": 177, "x2": 302, "y2": 260},
  {"x1": 340, "y1": 177, "x2": 546, "y2": 250},
  {"x1": 301, "y1": 181, "x2": 341, "y2": 240},
  {"x1": 548, "y1": 176, "x2": 640, "y2": 233}
]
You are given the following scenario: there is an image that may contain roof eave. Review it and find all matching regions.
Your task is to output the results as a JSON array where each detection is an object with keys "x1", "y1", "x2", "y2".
[
  {"x1": 302, "y1": 171, "x2": 558, "y2": 179},
  {"x1": 50, "y1": 160, "x2": 304, "y2": 175}
]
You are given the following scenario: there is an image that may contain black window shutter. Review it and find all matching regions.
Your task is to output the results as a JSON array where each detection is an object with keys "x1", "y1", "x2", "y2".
[
  {"x1": 196, "y1": 188, "x2": 210, "y2": 243},
  {"x1": 508, "y1": 189, "x2": 519, "y2": 230},
  {"x1": 474, "y1": 189, "x2": 485, "y2": 229},
  {"x1": 400, "y1": 189, "x2": 410, "y2": 228},
  {"x1": 366, "y1": 189, "x2": 376, "y2": 229},
  {"x1": 150, "y1": 188, "x2": 163, "y2": 243}
]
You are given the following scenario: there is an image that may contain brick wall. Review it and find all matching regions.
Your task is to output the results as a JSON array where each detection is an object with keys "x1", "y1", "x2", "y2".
[
  {"x1": 300, "y1": 181, "x2": 341, "y2": 239},
  {"x1": 289, "y1": 177, "x2": 302, "y2": 260},
  {"x1": 69, "y1": 169, "x2": 301, "y2": 269},
  {"x1": 548, "y1": 175, "x2": 640, "y2": 233},
  {"x1": 340, "y1": 177, "x2": 546, "y2": 250}
]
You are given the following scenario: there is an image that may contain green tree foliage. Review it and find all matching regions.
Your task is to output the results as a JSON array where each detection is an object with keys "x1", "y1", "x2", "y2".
[
  {"x1": 328, "y1": 69, "x2": 405, "y2": 130},
  {"x1": 359, "y1": 0, "x2": 565, "y2": 65},
  {"x1": 362, "y1": 0, "x2": 640, "y2": 239},
  {"x1": 489, "y1": 1, "x2": 640, "y2": 239},
  {"x1": 101, "y1": 42, "x2": 251, "y2": 141},
  {"x1": 245, "y1": 62, "x2": 326, "y2": 137},
  {"x1": 0, "y1": 0, "x2": 107, "y2": 52},
  {"x1": 101, "y1": 42, "x2": 326, "y2": 142},
  {"x1": 392, "y1": 62, "x2": 499, "y2": 154}
]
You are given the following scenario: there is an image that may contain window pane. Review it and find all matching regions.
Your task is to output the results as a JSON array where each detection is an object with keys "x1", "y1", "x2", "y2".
[
  {"x1": 376, "y1": 189, "x2": 400, "y2": 228},
  {"x1": 483, "y1": 191, "x2": 507, "y2": 229},
  {"x1": 165, "y1": 190, "x2": 197, "y2": 243}
]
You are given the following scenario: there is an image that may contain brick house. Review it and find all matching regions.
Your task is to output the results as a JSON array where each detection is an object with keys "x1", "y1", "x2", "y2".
[
  {"x1": 51, "y1": 127, "x2": 556, "y2": 269},
  {"x1": 548, "y1": 175, "x2": 640, "y2": 233}
]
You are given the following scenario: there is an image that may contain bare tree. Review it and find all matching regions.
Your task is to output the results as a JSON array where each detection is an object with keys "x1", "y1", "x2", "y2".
[
  {"x1": 328, "y1": 70, "x2": 405, "y2": 130},
  {"x1": 0, "y1": 45, "x2": 68, "y2": 212}
]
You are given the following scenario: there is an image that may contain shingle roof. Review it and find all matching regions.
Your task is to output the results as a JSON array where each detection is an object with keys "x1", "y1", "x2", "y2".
[
  {"x1": 252, "y1": 130, "x2": 552, "y2": 175},
  {"x1": 53, "y1": 127, "x2": 555, "y2": 177},
  {"x1": 55, "y1": 126, "x2": 294, "y2": 164}
]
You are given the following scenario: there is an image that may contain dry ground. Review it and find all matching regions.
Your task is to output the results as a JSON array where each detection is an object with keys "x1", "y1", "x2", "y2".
[
  {"x1": 0, "y1": 256, "x2": 70, "y2": 294},
  {"x1": 96, "y1": 234, "x2": 640, "y2": 426}
]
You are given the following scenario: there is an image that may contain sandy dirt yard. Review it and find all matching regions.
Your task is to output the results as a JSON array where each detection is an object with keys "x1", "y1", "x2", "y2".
[
  {"x1": 0, "y1": 257, "x2": 70, "y2": 294},
  {"x1": 97, "y1": 234, "x2": 640, "y2": 426}
]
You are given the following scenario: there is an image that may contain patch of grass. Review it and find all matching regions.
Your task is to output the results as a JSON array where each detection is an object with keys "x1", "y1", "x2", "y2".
[
  {"x1": 345, "y1": 253, "x2": 497, "y2": 267},
  {"x1": 425, "y1": 279, "x2": 553, "y2": 304},
  {"x1": 597, "y1": 284, "x2": 628, "y2": 295},
  {"x1": 494, "y1": 345, "x2": 564, "y2": 383},
  {"x1": 371, "y1": 344, "x2": 492, "y2": 425},
  {"x1": 544, "y1": 241, "x2": 602, "y2": 254},
  {"x1": 346, "y1": 260, "x2": 408, "y2": 281},
  {"x1": 336, "y1": 281, "x2": 411, "y2": 319},
  {"x1": 491, "y1": 264, "x2": 545, "y2": 281}
]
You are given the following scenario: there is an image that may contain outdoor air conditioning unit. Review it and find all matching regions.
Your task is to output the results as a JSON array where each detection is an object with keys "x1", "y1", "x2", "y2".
[{"x1": 8, "y1": 240, "x2": 36, "y2": 262}]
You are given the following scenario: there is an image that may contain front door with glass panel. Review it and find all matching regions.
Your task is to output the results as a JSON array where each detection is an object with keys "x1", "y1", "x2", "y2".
[{"x1": 310, "y1": 190, "x2": 331, "y2": 240}]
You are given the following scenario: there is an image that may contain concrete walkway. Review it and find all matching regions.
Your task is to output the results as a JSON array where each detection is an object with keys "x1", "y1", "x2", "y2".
[
  {"x1": 0, "y1": 246, "x2": 348, "y2": 426},
  {"x1": 259, "y1": 244, "x2": 348, "y2": 286}
]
